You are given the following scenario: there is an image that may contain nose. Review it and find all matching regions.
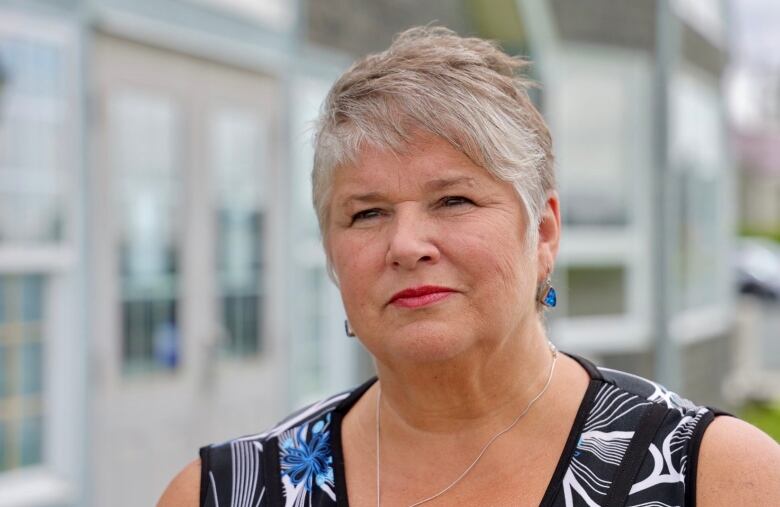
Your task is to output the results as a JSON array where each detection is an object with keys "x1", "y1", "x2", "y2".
[{"x1": 385, "y1": 207, "x2": 440, "y2": 270}]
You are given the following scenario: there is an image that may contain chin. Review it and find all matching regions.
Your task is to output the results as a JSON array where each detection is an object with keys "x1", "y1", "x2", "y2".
[{"x1": 379, "y1": 322, "x2": 474, "y2": 365}]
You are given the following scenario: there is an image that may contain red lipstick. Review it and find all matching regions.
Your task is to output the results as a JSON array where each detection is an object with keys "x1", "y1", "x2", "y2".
[{"x1": 389, "y1": 285, "x2": 456, "y2": 308}]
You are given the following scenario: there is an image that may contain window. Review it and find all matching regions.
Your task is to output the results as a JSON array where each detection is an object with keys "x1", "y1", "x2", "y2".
[
  {"x1": 296, "y1": 265, "x2": 326, "y2": 394},
  {"x1": 0, "y1": 16, "x2": 73, "y2": 483},
  {"x1": 672, "y1": 71, "x2": 728, "y2": 312},
  {"x1": 674, "y1": 169, "x2": 720, "y2": 310},
  {"x1": 212, "y1": 110, "x2": 266, "y2": 357},
  {"x1": 555, "y1": 51, "x2": 646, "y2": 227},
  {"x1": 0, "y1": 275, "x2": 45, "y2": 472},
  {"x1": 0, "y1": 36, "x2": 67, "y2": 244},
  {"x1": 558, "y1": 72, "x2": 629, "y2": 226},
  {"x1": 185, "y1": 0, "x2": 294, "y2": 29},
  {"x1": 109, "y1": 91, "x2": 182, "y2": 374},
  {"x1": 287, "y1": 76, "x2": 359, "y2": 405},
  {"x1": 565, "y1": 265, "x2": 627, "y2": 317}
]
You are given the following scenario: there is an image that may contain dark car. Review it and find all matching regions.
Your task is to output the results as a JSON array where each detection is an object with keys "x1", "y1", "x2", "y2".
[{"x1": 735, "y1": 238, "x2": 780, "y2": 300}]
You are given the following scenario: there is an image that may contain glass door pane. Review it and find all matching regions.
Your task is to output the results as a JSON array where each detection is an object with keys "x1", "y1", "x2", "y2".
[
  {"x1": 108, "y1": 91, "x2": 182, "y2": 374},
  {"x1": 0, "y1": 36, "x2": 68, "y2": 244},
  {"x1": 211, "y1": 109, "x2": 265, "y2": 357}
]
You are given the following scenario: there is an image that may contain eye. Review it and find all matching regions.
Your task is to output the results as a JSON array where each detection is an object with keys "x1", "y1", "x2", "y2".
[
  {"x1": 350, "y1": 208, "x2": 383, "y2": 224},
  {"x1": 439, "y1": 196, "x2": 474, "y2": 207}
]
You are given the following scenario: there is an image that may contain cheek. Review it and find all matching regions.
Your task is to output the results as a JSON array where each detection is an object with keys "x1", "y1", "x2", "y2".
[
  {"x1": 460, "y1": 224, "x2": 535, "y2": 299},
  {"x1": 327, "y1": 234, "x2": 382, "y2": 307},
  {"x1": 496, "y1": 243, "x2": 534, "y2": 299},
  {"x1": 327, "y1": 233, "x2": 358, "y2": 275}
]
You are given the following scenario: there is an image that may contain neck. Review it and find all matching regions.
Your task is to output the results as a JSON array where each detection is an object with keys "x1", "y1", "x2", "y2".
[{"x1": 373, "y1": 320, "x2": 555, "y2": 436}]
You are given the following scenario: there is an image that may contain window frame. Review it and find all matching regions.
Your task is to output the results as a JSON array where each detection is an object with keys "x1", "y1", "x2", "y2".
[
  {"x1": 286, "y1": 74, "x2": 362, "y2": 408},
  {"x1": 108, "y1": 87, "x2": 185, "y2": 376},
  {"x1": 0, "y1": 9, "x2": 84, "y2": 507},
  {"x1": 668, "y1": 64, "x2": 735, "y2": 345},
  {"x1": 209, "y1": 107, "x2": 269, "y2": 360},
  {"x1": 549, "y1": 48, "x2": 734, "y2": 354},
  {"x1": 549, "y1": 46, "x2": 656, "y2": 353}
]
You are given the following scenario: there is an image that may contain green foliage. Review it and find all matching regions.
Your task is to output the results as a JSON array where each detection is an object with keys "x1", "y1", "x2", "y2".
[
  {"x1": 741, "y1": 402, "x2": 780, "y2": 442},
  {"x1": 739, "y1": 227, "x2": 780, "y2": 244}
]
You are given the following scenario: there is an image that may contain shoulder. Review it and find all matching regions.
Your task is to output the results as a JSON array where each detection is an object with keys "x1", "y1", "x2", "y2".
[
  {"x1": 594, "y1": 365, "x2": 715, "y2": 435},
  {"x1": 157, "y1": 458, "x2": 201, "y2": 507},
  {"x1": 588, "y1": 362, "x2": 779, "y2": 504},
  {"x1": 594, "y1": 364, "x2": 721, "y2": 465},
  {"x1": 579, "y1": 363, "x2": 714, "y2": 443},
  {"x1": 696, "y1": 415, "x2": 780, "y2": 506},
  {"x1": 568, "y1": 360, "x2": 723, "y2": 504},
  {"x1": 597, "y1": 365, "x2": 702, "y2": 413},
  {"x1": 198, "y1": 387, "x2": 362, "y2": 506}
]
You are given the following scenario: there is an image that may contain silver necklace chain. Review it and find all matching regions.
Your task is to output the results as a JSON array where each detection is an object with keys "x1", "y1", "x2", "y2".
[{"x1": 375, "y1": 342, "x2": 558, "y2": 507}]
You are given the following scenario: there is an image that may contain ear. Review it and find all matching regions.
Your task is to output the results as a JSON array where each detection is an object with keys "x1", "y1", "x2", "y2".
[{"x1": 536, "y1": 191, "x2": 561, "y2": 282}]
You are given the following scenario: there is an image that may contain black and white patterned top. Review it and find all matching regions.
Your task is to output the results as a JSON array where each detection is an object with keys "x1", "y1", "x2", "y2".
[{"x1": 199, "y1": 355, "x2": 726, "y2": 507}]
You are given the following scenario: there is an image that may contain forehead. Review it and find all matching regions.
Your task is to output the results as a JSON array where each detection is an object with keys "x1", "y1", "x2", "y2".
[{"x1": 330, "y1": 136, "x2": 498, "y2": 196}]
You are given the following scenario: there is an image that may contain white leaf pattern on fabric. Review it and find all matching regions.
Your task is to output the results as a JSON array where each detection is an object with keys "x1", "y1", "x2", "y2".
[
  {"x1": 629, "y1": 408, "x2": 708, "y2": 495},
  {"x1": 230, "y1": 440, "x2": 262, "y2": 507},
  {"x1": 578, "y1": 430, "x2": 634, "y2": 465},
  {"x1": 281, "y1": 475, "x2": 306, "y2": 507},
  {"x1": 564, "y1": 384, "x2": 638, "y2": 506},
  {"x1": 563, "y1": 467, "x2": 602, "y2": 507},
  {"x1": 584, "y1": 386, "x2": 650, "y2": 433},
  {"x1": 600, "y1": 368, "x2": 697, "y2": 414},
  {"x1": 561, "y1": 368, "x2": 709, "y2": 506}
]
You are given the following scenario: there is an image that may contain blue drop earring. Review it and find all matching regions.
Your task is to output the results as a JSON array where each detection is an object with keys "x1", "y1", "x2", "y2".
[
  {"x1": 344, "y1": 319, "x2": 356, "y2": 337},
  {"x1": 537, "y1": 277, "x2": 557, "y2": 308}
]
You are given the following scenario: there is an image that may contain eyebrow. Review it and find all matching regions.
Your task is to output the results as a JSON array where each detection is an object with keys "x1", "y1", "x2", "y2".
[
  {"x1": 425, "y1": 176, "x2": 478, "y2": 192},
  {"x1": 340, "y1": 176, "x2": 478, "y2": 206}
]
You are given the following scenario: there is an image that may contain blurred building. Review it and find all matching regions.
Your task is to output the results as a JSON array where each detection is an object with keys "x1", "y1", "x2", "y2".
[
  {"x1": 725, "y1": 0, "x2": 780, "y2": 401},
  {"x1": 513, "y1": 0, "x2": 735, "y2": 409},
  {"x1": 0, "y1": 1, "x2": 737, "y2": 506},
  {"x1": 730, "y1": 66, "x2": 780, "y2": 235},
  {"x1": 0, "y1": 0, "x2": 354, "y2": 505}
]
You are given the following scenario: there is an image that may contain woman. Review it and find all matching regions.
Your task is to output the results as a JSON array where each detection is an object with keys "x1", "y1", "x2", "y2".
[{"x1": 160, "y1": 27, "x2": 779, "y2": 506}]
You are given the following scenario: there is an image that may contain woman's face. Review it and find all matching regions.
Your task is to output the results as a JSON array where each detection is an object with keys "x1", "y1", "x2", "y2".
[{"x1": 325, "y1": 135, "x2": 558, "y2": 366}]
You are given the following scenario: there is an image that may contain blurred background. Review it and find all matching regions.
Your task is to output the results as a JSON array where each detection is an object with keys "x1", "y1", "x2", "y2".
[{"x1": 0, "y1": 0, "x2": 778, "y2": 505}]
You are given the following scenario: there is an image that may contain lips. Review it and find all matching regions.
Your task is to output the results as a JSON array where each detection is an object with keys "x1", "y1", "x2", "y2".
[{"x1": 389, "y1": 285, "x2": 456, "y2": 308}]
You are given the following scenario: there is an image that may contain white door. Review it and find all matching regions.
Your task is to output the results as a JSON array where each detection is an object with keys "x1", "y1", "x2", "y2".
[{"x1": 90, "y1": 34, "x2": 286, "y2": 507}]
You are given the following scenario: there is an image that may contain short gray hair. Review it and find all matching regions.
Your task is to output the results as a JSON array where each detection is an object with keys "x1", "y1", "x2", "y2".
[{"x1": 312, "y1": 26, "x2": 555, "y2": 243}]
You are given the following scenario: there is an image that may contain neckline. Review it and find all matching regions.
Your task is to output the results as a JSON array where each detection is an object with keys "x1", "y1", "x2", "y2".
[{"x1": 329, "y1": 353, "x2": 603, "y2": 507}]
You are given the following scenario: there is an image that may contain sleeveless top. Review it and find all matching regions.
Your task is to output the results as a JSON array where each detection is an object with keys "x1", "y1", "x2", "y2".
[{"x1": 198, "y1": 355, "x2": 726, "y2": 507}]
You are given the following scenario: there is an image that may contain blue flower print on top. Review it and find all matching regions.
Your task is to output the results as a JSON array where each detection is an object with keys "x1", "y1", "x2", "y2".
[{"x1": 279, "y1": 413, "x2": 336, "y2": 505}]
